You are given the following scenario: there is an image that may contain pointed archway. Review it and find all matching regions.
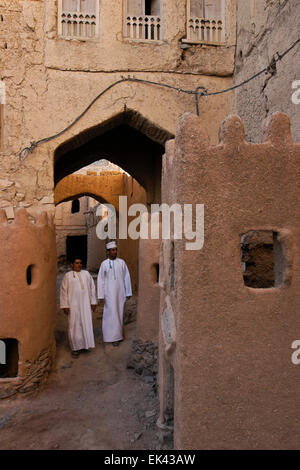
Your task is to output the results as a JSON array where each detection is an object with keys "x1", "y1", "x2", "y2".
[{"x1": 54, "y1": 109, "x2": 173, "y2": 204}]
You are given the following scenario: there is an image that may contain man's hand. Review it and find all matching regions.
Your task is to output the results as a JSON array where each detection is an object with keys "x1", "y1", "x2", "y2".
[
  {"x1": 91, "y1": 305, "x2": 97, "y2": 312},
  {"x1": 63, "y1": 308, "x2": 70, "y2": 315}
]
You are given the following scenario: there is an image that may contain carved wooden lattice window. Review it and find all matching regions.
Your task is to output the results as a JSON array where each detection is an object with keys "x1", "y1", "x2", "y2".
[
  {"x1": 184, "y1": 0, "x2": 225, "y2": 45},
  {"x1": 124, "y1": 0, "x2": 162, "y2": 41},
  {"x1": 58, "y1": 0, "x2": 100, "y2": 39}
]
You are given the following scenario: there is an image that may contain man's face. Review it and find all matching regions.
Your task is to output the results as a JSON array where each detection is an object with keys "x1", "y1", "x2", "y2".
[
  {"x1": 72, "y1": 259, "x2": 82, "y2": 272},
  {"x1": 108, "y1": 248, "x2": 117, "y2": 259}
]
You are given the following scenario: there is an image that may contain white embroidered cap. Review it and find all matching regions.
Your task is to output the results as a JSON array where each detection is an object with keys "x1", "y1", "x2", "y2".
[{"x1": 106, "y1": 241, "x2": 117, "y2": 250}]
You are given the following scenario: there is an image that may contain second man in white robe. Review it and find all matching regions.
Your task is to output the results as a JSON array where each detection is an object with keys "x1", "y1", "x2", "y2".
[
  {"x1": 97, "y1": 241, "x2": 132, "y2": 346},
  {"x1": 60, "y1": 258, "x2": 97, "y2": 357}
]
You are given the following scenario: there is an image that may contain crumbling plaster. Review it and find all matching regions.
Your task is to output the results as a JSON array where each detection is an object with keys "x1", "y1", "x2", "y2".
[
  {"x1": 234, "y1": 0, "x2": 300, "y2": 142},
  {"x1": 0, "y1": 0, "x2": 235, "y2": 216}
]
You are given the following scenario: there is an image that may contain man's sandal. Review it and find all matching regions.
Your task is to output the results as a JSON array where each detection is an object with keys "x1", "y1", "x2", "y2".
[{"x1": 71, "y1": 350, "x2": 80, "y2": 358}]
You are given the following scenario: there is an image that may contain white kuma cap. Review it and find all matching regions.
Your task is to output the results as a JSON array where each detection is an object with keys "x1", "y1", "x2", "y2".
[{"x1": 106, "y1": 241, "x2": 117, "y2": 250}]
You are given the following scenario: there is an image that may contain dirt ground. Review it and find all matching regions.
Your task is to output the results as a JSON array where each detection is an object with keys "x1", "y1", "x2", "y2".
[{"x1": 0, "y1": 274, "x2": 164, "y2": 450}]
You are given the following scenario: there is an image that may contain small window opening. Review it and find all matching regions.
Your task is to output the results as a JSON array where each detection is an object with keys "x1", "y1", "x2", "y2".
[
  {"x1": 241, "y1": 230, "x2": 287, "y2": 288},
  {"x1": 26, "y1": 265, "x2": 33, "y2": 286},
  {"x1": 145, "y1": 0, "x2": 152, "y2": 15},
  {"x1": 0, "y1": 339, "x2": 19, "y2": 378},
  {"x1": 26, "y1": 264, "x2": 38, "y2": 288},
  {"x1": 71, "y1": 199, "x2": 80, "y2": 214},
  {"x1": 152, "y1": 263, "x2": 160, "y2": 283}
]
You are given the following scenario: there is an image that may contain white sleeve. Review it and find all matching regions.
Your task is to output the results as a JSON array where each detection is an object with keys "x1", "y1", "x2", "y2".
[
  {"x1": 124, "y1": 262, "x2": 132, "y2": 297},
  {"x1": 97, "y1": 262, "x2": 105, "y2": 299},
  {"x1": 88, "y1": 272, "x2": 97, "y2": 305},
  {"x1": 60, "y1": 274, "x2": 69, "y2": 308}
]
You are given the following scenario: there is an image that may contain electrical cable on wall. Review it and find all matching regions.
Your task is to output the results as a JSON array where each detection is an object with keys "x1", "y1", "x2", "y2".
[{"x1": 19, "y1": 34, "x2": 300, "y2": 161}]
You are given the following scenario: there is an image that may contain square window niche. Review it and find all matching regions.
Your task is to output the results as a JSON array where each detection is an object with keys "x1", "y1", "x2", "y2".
[
  {"x1": 240, "y1": 230, "x2": 290, "y2": 289},
  {"x1": 0, "y1": 339, "x2": 19, "y2": 379}
]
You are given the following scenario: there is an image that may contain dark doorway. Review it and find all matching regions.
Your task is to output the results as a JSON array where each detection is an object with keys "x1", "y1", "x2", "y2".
[
  {"x1": 66, "y1": 235, "x2": 87, "y2": 267},
  {"x1": 0, "y1": 339, "x2": 19, "y2": 378},
  {"x1": 71, "y1": 199, "x2": 80, "y2": 214}
]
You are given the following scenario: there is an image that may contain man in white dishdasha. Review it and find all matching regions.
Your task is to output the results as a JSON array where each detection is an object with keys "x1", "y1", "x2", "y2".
[
  {"x1": 97, "y1": 241, "x2": 132, "y2": 347},
  {"x1": 60, "y1": 257, "x2": 97, "y2": 358}
]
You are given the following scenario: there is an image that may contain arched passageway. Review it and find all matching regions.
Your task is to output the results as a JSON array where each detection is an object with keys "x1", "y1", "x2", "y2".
[
  {"x1": 54, "y1": 171, "x2": 127, "y2": 211},
  {"x1": 55, "y1": 194, "x2": 105, "y2": 270},
  {"x1": 54, "y1": 110, "x2": 173, "y2": 204},
  {"x1": 54, "y1": 162, "x2": 148, "y2": 293},
  {"x1": 53, "y1": 112, "x2": 168, "y2": 400}
]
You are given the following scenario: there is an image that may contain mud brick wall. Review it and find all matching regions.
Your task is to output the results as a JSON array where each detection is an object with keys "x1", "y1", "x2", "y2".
[
  {"x1": 0, "y1": 209, "x2": 56, "y2": 398},
  {"x1": 159, "y1": 111, "x2": 300, "y2": 449}
]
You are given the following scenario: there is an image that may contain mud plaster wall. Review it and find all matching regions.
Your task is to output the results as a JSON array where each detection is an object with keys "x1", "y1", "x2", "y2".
[
  {"x1": 86, "y1": 203, "x2": 106, "y2": 272},
  {"x1": 160, "y1": 112, "x2": 300, "y2": 449},
  {"x1": 234, "y1": 0, "x2": 300, "y2": 143},
  {"x1": 54, "y1": 172, "x2": 126, "y2": 208},
  {"x1": 121, "y1": 174, "x2": 148, "y2": 294},
  {"x1": 0, "y1": 208, "x2": 57, "y2": 399},
  {"x1": 0, "y1": 0, "x2": 234, "y2": 218},
  {"x1": 158, "y1": 140, "x2": 177, "y2": 430},
  {"x1": 136, "y1": 215, "x2": 161, "y2": 343}
]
